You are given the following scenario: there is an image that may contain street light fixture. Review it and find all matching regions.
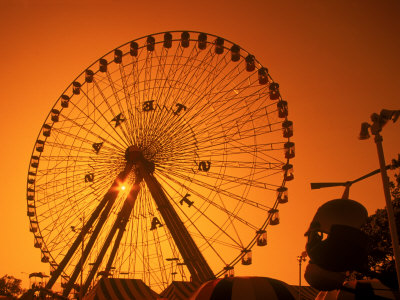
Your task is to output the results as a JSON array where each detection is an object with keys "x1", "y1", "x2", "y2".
[
  {"x1": 359, "y1": 109, "x2": 400, "y2": 291},
  {"x1": 297, "y1": 251, "x2": 307, "y2": 300},
  {"x1": 71, "y1": 214, "x2": 91, "y2": 300}
]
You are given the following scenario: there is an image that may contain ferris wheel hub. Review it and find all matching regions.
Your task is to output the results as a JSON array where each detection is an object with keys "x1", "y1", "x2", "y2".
[
  {"x1": 125, "y1": 146, "x2": 155, "y2": 173},
  {"x1": 27, "y1": 31, "x2": 292, "y2": 295},
  {"x1": 125, "y1": 146, "x2": 143, "y2": 163}
]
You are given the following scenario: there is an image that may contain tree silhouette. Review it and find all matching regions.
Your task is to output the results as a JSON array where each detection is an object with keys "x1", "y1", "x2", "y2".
[
  {"x1": 0, "y1": 274, "x2": 23, "y2": 298},
  {"x1": 360, "y1": 158, "x2": 400, "y2": 288}
]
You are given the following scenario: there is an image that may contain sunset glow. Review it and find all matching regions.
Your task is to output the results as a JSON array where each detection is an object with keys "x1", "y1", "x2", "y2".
[{"x1": 0, "y1": 0, "x2": 399, "y2": 295}]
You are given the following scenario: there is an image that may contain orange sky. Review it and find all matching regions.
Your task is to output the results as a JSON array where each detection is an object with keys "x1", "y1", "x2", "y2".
[{"x1": 0, "y1": 0, "x2": 399, "y2": 291}]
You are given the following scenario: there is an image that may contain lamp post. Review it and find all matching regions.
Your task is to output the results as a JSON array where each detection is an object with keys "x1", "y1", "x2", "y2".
[
  {"x1": 359, "y1": 109, "x2": 400, "y2": 291},
  {"x1": 296, "y1": 251, "x2": 307, "y2": 300},
  {"x1": 88, "y1": 263, "x2": 95, "y2": 291},
  {"x1": 80, "y1": 214, "x2": 84, "y2": 300},
  {"x1": 71, "y1": 213, "x2": 87, "y2": 300}
]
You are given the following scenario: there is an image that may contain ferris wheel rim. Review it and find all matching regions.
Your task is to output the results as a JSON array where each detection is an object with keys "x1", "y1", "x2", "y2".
[{"x1": 26, "y1": 30, "x2": 294, "y2": 293}]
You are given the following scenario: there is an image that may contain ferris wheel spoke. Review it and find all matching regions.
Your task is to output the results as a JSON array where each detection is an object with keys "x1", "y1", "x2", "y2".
[
  {"x1": 87, "y1": 78, "x2": 133, "y2": 146},
  {"x1": 127, "y1": 54, "x2": 146, "y2": 109},
  {"x1": 181, "y1": 55, "x2": 246, "y2": 122},
  {"x1": 138, "y1": 50, "x2": 165, "y2": 136},
  {"x1": 62, "y1": 93, "x2": 128, "y2": 150},
  {"x1": 143, "y1": 50, "x2": 154, "y2": 104},
  {"x1": 155, "y1": 142, "x2": 282, "y2": 170},
  {"x1": 195, "y1": 139, "x2": 286, "y2": 166},
  {"x1": 150, "y1": 46, "x2": 205, "y2": 131},
  {"x1": 34, "y1": 185, "x2": 94, "y2": 224},
  {"x1": 189, "y1": 100, "x2": 275, "y2": 146},
  {"x1": 161, "y1": 174, "x2": 260, "y2": 232},
  {"x1": 152, "y1": 177, "x2": 246, "y2": 274},
  {"x1": 138, "y1": 47, "x2": 209, "y2": 145},
  {"x1": 139, "y1": 194, "x2": 151, "y2": 285},
  {"x1": 202, "y1": 164, "x2": 280, "y2": 190},
  {"x1": 197, "y1": 158, "x2": 281, "y2": 171},
  {"x1": 145, "y1": 52, "x2": 170, "y2": 132},
  {"x1": 204, "y1": 78, "x2": 264, "y2": 117},
  {"x1": 37, "y1": 177, "x2": 111, "y2": 243},
  {"x1": 147, "y1": 112, "x2": 194, "y2": 151},
  {"x1": 192, "y1": 86, "x2": 271, "y2": 136},
  {"x1": 37, "y1": 196, "x2": 85, "y2": 238},
  {"x1": 188, "y1": 47, "x2": 230, "y2": 95},
  {"x1": 130, "y1": 196, "x2": 142, "y2": 277},
  {"x1": 142, "y1": 71, "x2": 181, "y2": 136},
  {"x1": 157, "y1": 168, "x2": 272, "y2": 213},
  {"x1": 110, "y1": 180, "x2": 165, "y2": 288},
  {"x1": 193, "y1": 127, "x2": 278, "y2": 156},
  {"x1": 103, "y1": 180, "x2": 142, "y2": 277},
  {"x1": 37, "y1": 153, "x2": 121, "y2": 179},
  {"x1": 156, "y1": 40, "x2": 213, "y2": 128},
  {"x1": 118, "y1": 63, "x2": 140, "y2": 146},
  {"x1": 34, "y1": 164, "x2": 113, "y2": 204},
  {"x1": 139, "y1": 161, "x2": 215, "y2": 283},
  {"x1": 192, "y1": 100, "x2": 278, "y2": 139},
  {"x1": 142, "y1": 192, "x2": 190, "y2": 283},
  {"x1": 34, "y1": 155, "x2": 121, "y2": 181},
  {"x1": 126, "y1": 242, "x2": 168, "y2": 288},
  {"x1": 149, "y1": 48, "x2": 169, "y2": 101},
  {"x1": 182, "y1": 188, "x2": 257, "y2": 236},
  {"x1": 189, "y1": 231, "x2": 242, "y2": 251},
  {"x1": 159, "y1": 62, "x2": 196, "y2": 111},
  {"x1": 30, "y1": 32, "x2": 292, "y2": 295},
  {"x1": 158, "y1": 161, "x2": 280, "y2": 193},
  {"x1": 47, "y1": 163, "x2": 133, "y2": 291},
  {"x1": 213, "y1": 191, "x2": 247, "y2": 246},
  {"x1": 148, "y1": 229, "x2": 168, "y2": 285},
  {"x1": 157, "y1": 42, "x2": 186, "y2": 94},
  {"x1": 43, "y1": 136, "x2": 98, "y2": 156},
  {"x1": 104, "y1": 72, "x2": 135, "y2": 144},
  {"x1": 63, "y1": 187, "x2": 122, "y2": 296},
  {"x1": 191, "y1": 141, "x2": 284, "y2": 160},
  {"x1": 176, "y1": 47, "x2": 225, "y2": 105}
]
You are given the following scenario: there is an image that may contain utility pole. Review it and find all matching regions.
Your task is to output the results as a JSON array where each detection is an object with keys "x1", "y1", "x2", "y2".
[{"x1": 359, "y1": 109, "x2": 400, "y2": 291}]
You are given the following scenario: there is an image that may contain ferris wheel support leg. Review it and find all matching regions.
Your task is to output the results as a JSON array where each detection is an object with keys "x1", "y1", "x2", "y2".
[
  {"x1": 141, "y1": 164, "x2": 215, "y2": 283},
  {"x1": 103, "y1": 182, "x2": 141, "y2": 274},
  {"x1": 61, "y1": 165, "x2": 134, "y2": 297},
  {"x1": 61, "y1": 191, "x2": 118, "y2": 296},
  {"x1": 80, "y1": 181, "x2": 141, "y2": 297},
  {"x1": 45, "y1": 165, "x2": 132, "y2": 290},
  {"x1": 104, "y1": 214, "x2": 130, "y2": 272}
]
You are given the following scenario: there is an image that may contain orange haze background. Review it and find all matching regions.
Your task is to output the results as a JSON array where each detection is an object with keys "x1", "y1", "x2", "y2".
[{"x1": 0, "y1": 0, "x2": 399, "y2": 290}]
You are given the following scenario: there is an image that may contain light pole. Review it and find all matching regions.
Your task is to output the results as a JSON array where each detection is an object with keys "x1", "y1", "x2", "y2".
[
  {"x1": 71, "y1": 213, "x2": 87, "y2": 300},
  {"x1": 359, "y1": 109, "x2": 400, "y2": 290},
  {"x1": 297, "y1": 251, "x2": 307, "y2": 300},
  {"x1": 80, "y1": 214, "x2": 84, "y2": 300}
]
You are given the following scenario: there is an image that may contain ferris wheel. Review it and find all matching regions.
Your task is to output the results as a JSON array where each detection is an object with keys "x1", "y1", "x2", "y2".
[{"x1": 26, "y1": 30, "x2": 294, "y2": 296}]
